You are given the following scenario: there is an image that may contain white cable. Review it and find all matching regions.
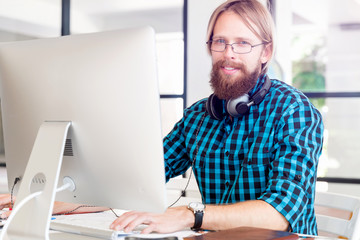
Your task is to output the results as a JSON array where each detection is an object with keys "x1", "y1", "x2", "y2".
[
  {"x1": 0, "y1": 190, "x2": 42, "y2": 239},
  {"x1": 56, "y1": 182, "x2": 72, "y2": 193},
  {"x1": 0, "y1": 181, "x2": 73, "y2": 239}
]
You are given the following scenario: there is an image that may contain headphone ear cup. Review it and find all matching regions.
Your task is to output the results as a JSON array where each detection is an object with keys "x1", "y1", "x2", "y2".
[
  {"x1": 206, "y1": 94, "x2": 224, "y2": 120},
  {"x1": 226, "y1": 94, "x2": 250, "y2": 117},
  {"x1": 226, "y1": 75, "x2": 271, "y2": 117},
  {"x1": 235, "y1": 102, "x2": 249, "y2": 115}
]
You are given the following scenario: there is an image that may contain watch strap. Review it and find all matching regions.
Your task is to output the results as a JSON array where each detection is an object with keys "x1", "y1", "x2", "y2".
[{"x1": 191, "y1": 210, "x2": 204, "y2": 231}]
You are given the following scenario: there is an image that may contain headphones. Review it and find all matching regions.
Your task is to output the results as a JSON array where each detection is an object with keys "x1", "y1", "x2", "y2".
[
  {"x1": 169, "y1": 76, "x2": 271, "y2": 206},
  {"x1": 206, "y1": 75, "x2": 271, "y2": 120}
]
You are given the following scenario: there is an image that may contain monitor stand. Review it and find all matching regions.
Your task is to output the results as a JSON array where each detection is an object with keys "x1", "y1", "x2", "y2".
[{"x1": 1, "y1": 121, "x2": 72, "y2": 240}]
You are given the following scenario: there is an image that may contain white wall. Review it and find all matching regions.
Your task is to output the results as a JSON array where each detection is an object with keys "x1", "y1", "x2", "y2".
[
  {"x1": 273, "y1": 0, "x2": 292, "y2": 84},
  {"x1": 186, "y1": 0, "x2": 225, "y2": 107}
]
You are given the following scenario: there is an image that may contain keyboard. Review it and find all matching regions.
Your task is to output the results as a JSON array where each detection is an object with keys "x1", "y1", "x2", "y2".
[
  {"x1": 0, "y1": 217, "x2": 137, "y2": 239},
  {"x1": 0, "y1": 209, "x2": 147, "y2": 239},
  {"x1": 50, "y1": 221, "x2": 135, "y2": 239}
]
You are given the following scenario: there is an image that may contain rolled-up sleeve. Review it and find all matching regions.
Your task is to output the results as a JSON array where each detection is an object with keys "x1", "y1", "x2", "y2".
[{"x1": 258, "y1": 100, "x2": 323, "y2": 232}]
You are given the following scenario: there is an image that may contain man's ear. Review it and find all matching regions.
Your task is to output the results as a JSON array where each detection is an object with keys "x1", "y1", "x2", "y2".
[{"x1": 260, "y1": 43, "x2": 272, "y2": 64}]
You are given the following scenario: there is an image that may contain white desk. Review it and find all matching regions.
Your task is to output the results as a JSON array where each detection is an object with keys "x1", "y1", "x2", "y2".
[{"x1": 2, "y1": 210, "x2": 339, "y2": 240}]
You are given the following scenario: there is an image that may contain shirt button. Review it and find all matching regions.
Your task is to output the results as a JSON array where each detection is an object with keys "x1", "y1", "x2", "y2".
[
  {"x1": 225, "y1": 151, "x2": 229, "y2": 157},
  {"x1": 225, "y1": 181, "x2": 230, "y2": 187}
]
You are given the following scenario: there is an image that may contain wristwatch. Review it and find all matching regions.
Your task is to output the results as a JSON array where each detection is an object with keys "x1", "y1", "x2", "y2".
[{"x1": 188, "y1": 202, "x2": 205, "y2": 231}]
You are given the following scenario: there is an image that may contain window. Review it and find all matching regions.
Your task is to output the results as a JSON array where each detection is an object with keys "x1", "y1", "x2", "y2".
[{"x1": 274, "y1": 0, "x2": 360, "y2": 196}]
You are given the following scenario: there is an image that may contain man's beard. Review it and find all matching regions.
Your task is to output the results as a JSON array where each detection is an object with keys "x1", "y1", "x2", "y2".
[{"x1": 210, "y1": 60, "x2": 261, "y2": 100}]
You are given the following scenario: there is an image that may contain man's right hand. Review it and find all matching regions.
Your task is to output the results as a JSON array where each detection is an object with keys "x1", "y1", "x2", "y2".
[{"x1": 0, "y1": 194, "x2": 13, "y2": 218}]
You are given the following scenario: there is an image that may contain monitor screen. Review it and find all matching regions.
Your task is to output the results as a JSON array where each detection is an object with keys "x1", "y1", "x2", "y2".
[{"x1": 0, "y1": 27, "x2": 167, "y2": 213}]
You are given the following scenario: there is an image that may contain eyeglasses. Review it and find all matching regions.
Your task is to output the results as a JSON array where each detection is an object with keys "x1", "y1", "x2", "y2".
[{"x1": 206, "y1": 39, "x2": 267, "y2": 54}]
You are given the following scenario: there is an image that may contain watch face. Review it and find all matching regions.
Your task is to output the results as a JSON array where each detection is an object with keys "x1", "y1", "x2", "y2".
[{"x1": 189, "y1": 202, "x2": 205, "y2": 211}]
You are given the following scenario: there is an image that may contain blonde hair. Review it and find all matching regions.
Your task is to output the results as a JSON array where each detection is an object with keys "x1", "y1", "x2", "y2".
[{"x1": 206, "y1": 0, "x2": 276, "y2": 74}]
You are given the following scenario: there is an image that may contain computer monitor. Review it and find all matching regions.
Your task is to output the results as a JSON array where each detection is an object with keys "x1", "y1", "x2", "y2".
[{"x1": 0, "y1": 27, "x2": 167, "y2": 238}]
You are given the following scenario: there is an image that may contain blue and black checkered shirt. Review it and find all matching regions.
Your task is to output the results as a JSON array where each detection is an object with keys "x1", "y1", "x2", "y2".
[{"x1": 163, "y1": 75, "x2": 323, "y2": 235}]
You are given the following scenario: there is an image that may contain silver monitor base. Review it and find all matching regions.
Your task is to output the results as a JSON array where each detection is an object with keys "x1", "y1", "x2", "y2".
[{"x1": 1, "y1": 121, "x2": 71, "y2": 240}]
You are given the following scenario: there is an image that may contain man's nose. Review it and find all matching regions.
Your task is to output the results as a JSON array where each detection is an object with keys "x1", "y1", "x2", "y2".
[{"x1": 223, "y1": 44, "x2": 236, "y2": 59}]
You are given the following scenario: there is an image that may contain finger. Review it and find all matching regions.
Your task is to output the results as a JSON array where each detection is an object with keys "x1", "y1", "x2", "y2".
[
  {"x1": 110, "y1": 211, "x2": 141, "y2": 231},
  {"x1": 0, "y1": 194, "x2": 12, "y2": 208},
  {"x1": 123, "y1": 214, "x2": 151, "y2": 233},
  {"x1": 141, "y1": 224, "x2": 156, "y2": 234},
  {"x1": 0, "y1": 203, "x2": 11, "y2": 210},
  {"x1": 110, "y1": 211, "x2": 138, "y2": 229},
  {"x1": 1, "y1": 210, "x2": 11, "y2": 219}
]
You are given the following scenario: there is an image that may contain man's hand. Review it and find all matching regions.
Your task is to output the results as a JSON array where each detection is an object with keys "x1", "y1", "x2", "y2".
[
  {"x1": 0, "y1": 194, "x2": 13, "y2": 218},
  {"x1": 0, "y1": 194, "x2": 12, "y2": 209},
  {"x1": 110, "y1": 206, "x2": 194, "y2": 234}
]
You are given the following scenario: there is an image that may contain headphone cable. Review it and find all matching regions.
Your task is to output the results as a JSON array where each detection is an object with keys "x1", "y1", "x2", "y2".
[
  {"x1": 167, "y1": 113, "x2": 206, "y2": 208},
  {"x1": 10, "y1": 177, "x2": 21, "y2": 210}
]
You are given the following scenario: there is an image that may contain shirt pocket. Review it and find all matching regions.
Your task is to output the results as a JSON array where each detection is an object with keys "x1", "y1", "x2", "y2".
[
  {"x1": 239, "y1": 148, "x2": 271, "y2": 198},
  {"x1": 241, "y1": 147, "x2": 271, "y2": 166}
]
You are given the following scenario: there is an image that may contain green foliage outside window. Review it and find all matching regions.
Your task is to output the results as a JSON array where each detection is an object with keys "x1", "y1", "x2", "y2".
[{"x1": 292, "y1": 35, "x2": 326, "y2": 109}]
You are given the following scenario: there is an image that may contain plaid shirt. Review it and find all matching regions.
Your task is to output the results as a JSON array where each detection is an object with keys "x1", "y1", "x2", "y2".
[{"x1": 163, "y1": 75, "x2": 324, "y2": 235}]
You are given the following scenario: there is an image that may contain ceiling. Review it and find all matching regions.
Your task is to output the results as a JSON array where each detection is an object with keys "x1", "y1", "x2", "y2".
[
  {"x1": 0, "y1": 0, "x2": 359, "y2": 40},
  {"x1": 0, "y1": 0, "x2": 183, "y2": 38},
  {"x1": 292, "y1": 0, "x2": 360, "y2": 27}
]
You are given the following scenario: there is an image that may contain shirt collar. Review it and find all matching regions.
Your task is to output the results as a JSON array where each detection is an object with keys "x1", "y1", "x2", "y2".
[{"x1": 248, "y1": 74, "x2": 267, "y2": 97}]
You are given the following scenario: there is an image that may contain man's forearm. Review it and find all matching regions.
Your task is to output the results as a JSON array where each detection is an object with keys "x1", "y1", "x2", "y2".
[
  {"x1": 53, "y1": 201, "x2": 109, "y2": 215},
  {"x1": 200, "y1": 200, "x2": 289, "y2": 231}
]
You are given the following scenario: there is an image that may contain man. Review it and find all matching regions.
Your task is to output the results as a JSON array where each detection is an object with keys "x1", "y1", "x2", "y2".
[
  {"x1": 109, "y1": 0, "x2": 323, "y2": 235},
  {"x1": 0, "y1": 0, "x2": 323, "y2": 235}
]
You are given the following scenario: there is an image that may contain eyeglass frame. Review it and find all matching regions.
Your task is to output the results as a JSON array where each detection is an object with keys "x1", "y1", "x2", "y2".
[{"x1": 206, "y1": 40, "x2": 269, "y2": 54}]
